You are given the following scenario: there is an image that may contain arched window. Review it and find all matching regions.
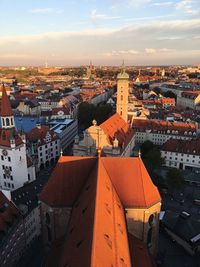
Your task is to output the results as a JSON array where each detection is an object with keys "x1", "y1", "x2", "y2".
[
  {"x1": 2, "y1": 118, "x2": 5, "y2": 126},
  {"x1": 6, "y1": 118, "x2": 9, "y2": 126},
  {"x1": 148, "y1": 214, "x2": 154, "y2": 226}
]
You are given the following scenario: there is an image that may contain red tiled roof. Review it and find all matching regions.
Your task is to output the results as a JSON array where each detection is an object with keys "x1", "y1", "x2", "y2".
[
  {"x1": 43, "y1": 156, "x2": 159, "y2": 267},
  {"x1": 26, "y1": 125, "x2": 59, "y2": 146},
  {"x1": 101, "y1": 157, "x2": 161, "y2": 208},
  {"x1": 40, "y1": 157, "x2": 97, "y2": 206},
  {"x1": 40, "y1": 156, "x2": 160, "y2": 208},
  {"x1": 47, "y1": 158, "x2": 132, "y2": 267},
  {"x1": 132, "y1": 119, "x2": 196, "y2": 136},
  {"x1": 161, "y1": 138, "x2": 200, "y2": 155},
  {"x1": 0, "y1": 128, "x2": 23, "y2": 147},
  {"x1": 0, "y1": 84, "x2": 13, "y2": 116},
  {"x1": 100, "y1": 113, "x2": 134, "y2": 147}
]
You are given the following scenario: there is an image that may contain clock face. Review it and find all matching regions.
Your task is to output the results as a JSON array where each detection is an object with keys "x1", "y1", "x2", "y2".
[{"x1": 2, "y1": 149, "x2": 8, "y2": 156}]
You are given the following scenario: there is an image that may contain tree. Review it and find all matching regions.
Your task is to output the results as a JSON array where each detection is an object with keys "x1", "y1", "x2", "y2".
[
  {"x1": 140, "y1": 140, "x2": 154, "y2": 157},
  {"x1": 166, "y1": 168, "x2": 184, "y2": 191},
  {"x1": 78, "y1": 102, "x2": 112, "y2": 128},
  {"x1": 144, "y1": 147, "x2": 164, "y2": 173}
]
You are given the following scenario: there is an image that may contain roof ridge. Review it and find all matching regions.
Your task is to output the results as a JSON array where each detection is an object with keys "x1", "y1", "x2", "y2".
[{"x1": 137, "y1": 157, "x2": 148, "y2": 207}]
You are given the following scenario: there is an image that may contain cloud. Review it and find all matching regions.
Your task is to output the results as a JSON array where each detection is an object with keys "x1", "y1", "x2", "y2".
[
  {"x1": 127, "y1": 0, "x2": 152, "y2": 8},
  {"x1": 152, "y1": 1, "x2": 173, "y2": 7},
  {"x1": 0, "y1": 18, "x2": 200, "y2": 65},
  {"x1": 145, "y1": 48, "x2": 157, "y2": 54},
  {"x1": 176, "y1": 0, "x2": 199, "y2": 15},
  {"x1": 90, "y1": 9, "x2": 121, "y2": 22},
  {"x1": 159, "y1": 48, "x2": 176, "y2": 53},
  {"x1": 30, "y1": 8, "x2": 63, "y2": 14},
  {"x1": 105, "y1": 49, "x2": 139, "y2": 56}
]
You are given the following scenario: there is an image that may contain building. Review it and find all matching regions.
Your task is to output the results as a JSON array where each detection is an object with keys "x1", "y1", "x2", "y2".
[
  {"x1": 16, "y1": 100, "x2": 41, "y2": 116},
  {"x1": 161, "y1": 138, "x2": 200, "y2": 171},
  {"x1": 73, "y1": 113, "x2": 135, "y2": 157},
  {"x1": 48, "y1": 118, "x2": 78, "y2": 151},
  {"x1": 26, "y1": 125, "x2": 60, "y2": 171},
  {"x1": 39, "y1": 156, "x2": 161, "y2": 266},
  {"x1": 0, "y1": 191, "x2": 26, "y2": 267},
  {"x1": 132, "y1": 119, "x2": 197, "y2": 145},
  {"x1": 0, "y1": 85, "x2": 36, "y2": 191},
  {"x1": 177, "y1": 91, "x2": 200, "y2": 110},
  {"x1": 116, "y1": 63, "x2": 129, "y2": 122}
]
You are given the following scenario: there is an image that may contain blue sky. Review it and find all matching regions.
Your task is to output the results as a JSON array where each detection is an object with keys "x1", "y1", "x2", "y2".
[{"x1": 0, "y1": 0, "x2": 200, "y2": 65}]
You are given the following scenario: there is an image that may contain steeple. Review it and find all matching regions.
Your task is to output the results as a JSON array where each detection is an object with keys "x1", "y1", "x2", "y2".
[
  {"x1": 1, "y1": 84, "x2": 15, "y2": 129},
  {"x1": 1, "y1": 84, "x2": 13, "y2": 117},
  {"x1": 117, "y1": 61, "x2": 129, "y2": 79}
]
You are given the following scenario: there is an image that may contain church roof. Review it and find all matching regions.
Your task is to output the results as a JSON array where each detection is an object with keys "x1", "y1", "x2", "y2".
[
  {"x1": 40, "y1": 156, "x2": 160, "y2": 208},
  {"x1": 42, "y1": 156, "x2": 159, "y2": 267},
  {"x1": 0, "y1": 84, "x2": 13, "y2": 117},
  {"x1": 99, "y1": 113, "x2": 134, "y2": 148}
]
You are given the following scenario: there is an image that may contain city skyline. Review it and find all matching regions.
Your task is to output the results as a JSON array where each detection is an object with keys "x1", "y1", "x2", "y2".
[{"x1": 1, "y1": 0, "x2": 200, "y2": 66}]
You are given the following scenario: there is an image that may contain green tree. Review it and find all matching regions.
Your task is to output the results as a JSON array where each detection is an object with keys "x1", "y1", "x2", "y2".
[
  {"x1": 166, "y1": 168, "x2": 184, "y2": 191},
  {"x1": 144, "y1": 147, "x2": 164, "y2": 173}
]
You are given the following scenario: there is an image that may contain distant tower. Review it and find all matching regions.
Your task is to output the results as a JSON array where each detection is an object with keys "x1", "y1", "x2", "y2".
[
  {"x1": 116, "y1": 61, "x2": 129, "y2": 122},
  {"x1": 161, "y1": 69, "x2": 165, "y2": 78}
]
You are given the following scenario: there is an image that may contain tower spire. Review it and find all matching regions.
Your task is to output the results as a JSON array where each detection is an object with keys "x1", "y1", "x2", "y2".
[{"x1": 1, "y1": 84, "x2": 13, "y2": 117}]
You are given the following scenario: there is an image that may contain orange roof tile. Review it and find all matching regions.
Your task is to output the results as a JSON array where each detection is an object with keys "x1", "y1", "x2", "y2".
[
  {"x1": 0, "y1": 84, "x2": 13, "y2": 117},
  {"x1": 101, "y1": 157, "x2": 161, "y2": 208},
  {"x1": 39, "y1": 156, "x2": 97, "y2": 206},
  {"x1": 43, "y1": 156, "x2": 159, "y2": 267},
  {"x1": 100, "y1": 113, "x2": 134, "y2": 147}
]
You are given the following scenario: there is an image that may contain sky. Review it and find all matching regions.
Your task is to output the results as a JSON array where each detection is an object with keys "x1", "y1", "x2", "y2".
[{"x1": 0, "y1": 0, "x2": 200, "y2": 66}]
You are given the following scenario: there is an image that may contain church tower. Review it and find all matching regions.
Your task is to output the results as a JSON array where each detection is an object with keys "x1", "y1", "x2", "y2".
[
  {"x1": 116, "y1": 62, "x2": 129, "y2": 122},
  {"x1": 0, "y1": 84, "x2": 35, "y2": 191}
]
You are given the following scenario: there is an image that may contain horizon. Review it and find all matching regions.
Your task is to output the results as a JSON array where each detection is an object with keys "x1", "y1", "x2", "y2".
[{"x1": 1, "y1": 0, "x2": 200, "y2": 66}]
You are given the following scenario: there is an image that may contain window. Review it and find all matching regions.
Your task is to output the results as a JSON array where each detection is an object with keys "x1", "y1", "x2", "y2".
[
  {"x1": 6, "y1": 118, "x2": 9, "y2": 126},
  {"x1": 12, "y1": 184, "x2": 14, "y2": 189},
  {"x1": 148, "y1": 214, "x2": 154, "y2": 226},
  {"x1": 10, "y1": 176, "x2": 13, "y2": 181},
  {"x1": 2, "y1": 165, "x2": 5, "y2": 169},
  {"x1": 1, "y1": 156, "x2": 4, "y2": 160},
  {"x1": 8, "y1": 157, "x2": 11, "y2": 162},
  {"x1": 9, "y1": 166, "x2": 12, "y2": 171}
]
